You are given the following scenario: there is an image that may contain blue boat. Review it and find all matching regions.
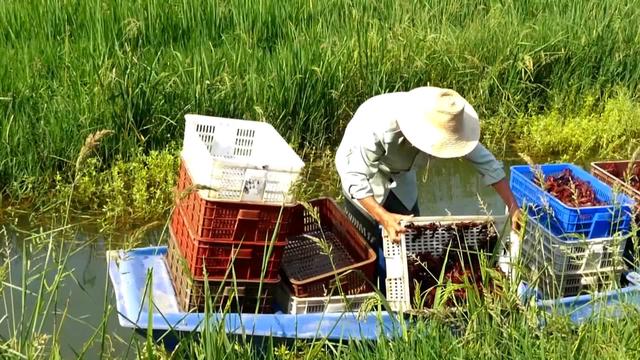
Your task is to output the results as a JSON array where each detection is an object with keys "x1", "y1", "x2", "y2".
[
  {"x1": 107, "y1": 246, "x2": 403, "y2": 342},
  {"x1": 108, "y1": 246, "x2": 640, "y2": 344},
  {"x1": 517, "y1": 272, "x2": 640, "y2": 324}
]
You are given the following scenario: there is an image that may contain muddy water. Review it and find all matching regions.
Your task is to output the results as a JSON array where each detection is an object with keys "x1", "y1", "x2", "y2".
[{"x1": 0, "y1": 160, "x2": 511, "y2": 359}]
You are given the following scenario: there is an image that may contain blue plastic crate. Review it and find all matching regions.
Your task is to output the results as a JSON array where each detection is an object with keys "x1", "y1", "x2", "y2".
[{"x1": 510, "y1": 163, "x2": 634, "y2": 238}]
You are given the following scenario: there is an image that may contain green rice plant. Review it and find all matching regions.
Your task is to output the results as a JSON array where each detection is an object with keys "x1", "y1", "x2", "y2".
[
  {"x1": 3, "y1": 0, "x2": 640, "y2": 202},
  {"x1": 516, "y1": 93, "x2": 640, "y2": 163}
]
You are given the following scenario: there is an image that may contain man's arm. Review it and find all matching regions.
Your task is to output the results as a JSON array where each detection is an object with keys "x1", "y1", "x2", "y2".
[
  {"x1": 357, "y1": 196, "x2": 413, "y2": 243},
  {"x1": 491, "y1": 178, "x2": 519, "y2": 214},
  {"x1": 465, "y1": 144, "x2": 521, "y2": 228},
  {"x1": 337, "y1": 131, "x2": 412, "y2": 243}
]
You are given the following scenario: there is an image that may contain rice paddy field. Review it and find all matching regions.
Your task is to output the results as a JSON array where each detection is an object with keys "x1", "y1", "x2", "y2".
[
  {"x1": 3, "y1": 0, "x2": 640, "y2": 358},
  {"x1": 3, "y1": 0, "x2": 640, "y2": 201}
]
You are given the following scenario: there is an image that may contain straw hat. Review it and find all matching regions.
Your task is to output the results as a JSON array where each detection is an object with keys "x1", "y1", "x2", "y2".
[{"x1": 397, "y1": 87, "x2": 480, "y2": 158}]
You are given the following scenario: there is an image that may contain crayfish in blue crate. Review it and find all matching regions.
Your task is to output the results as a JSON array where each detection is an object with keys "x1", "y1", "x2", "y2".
[{"x1": 536, "y1": 168, "x2": 603, "y2": 207}]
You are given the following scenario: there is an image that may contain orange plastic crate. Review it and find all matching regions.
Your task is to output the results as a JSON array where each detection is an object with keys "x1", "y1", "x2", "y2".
[
  {"x1": 591, "y1": 160, "x2": 640, "y2": 206},
  {"x1": 166, "y1": 244, "x2": 278, "y2": 313},
  {"x1": 175, "y1": 160, "x2": 296, "y2": 243},
  {"x1": 170, "y1": 207, "x2": 285, "y2": 280}
]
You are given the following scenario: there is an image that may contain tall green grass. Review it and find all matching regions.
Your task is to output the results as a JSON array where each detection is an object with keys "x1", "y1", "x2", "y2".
[
  {"x1": 3, "y1": 0, "x2": 640, "y2": 199},
  {"x1": 3, "y1": 74, "x2": 640, "y2": 359}
]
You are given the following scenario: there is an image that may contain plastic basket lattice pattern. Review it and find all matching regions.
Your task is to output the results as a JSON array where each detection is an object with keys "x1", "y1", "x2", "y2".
[
  {"x1": 280, "y1": 198, "x2": 376, "y2": 297},
  {"x1": 176, "y1": 160, "x2": 296, "y2": 243},
  {"x1": 591, "y1": 160, "x2": 640, "y2": 205},
  {"x1": 283, "y1": 231, "x2": 355, "y2": 280},
  {"x1": 520, "y1": 215, "x2": 629, "y2": 275},
  {"x1": 169, "y1": 215, "x2": 284, "y2": 281},
  {"x1": 274, "y1": 285, "x2": 375, "y2": 314},
  {"x1": 181, "y1": 114, "x2": 304, "y2": 204},
  {"x1": 383, "y1": 215, "x2": 506, "y2": 312},
  {"x1": 524, "y1": 263, "x2": 622, "y2": 299},
  {"x1": 166, "y1": 244, "x2": 278, "y2": 313},
  {"x1": 342, "y1": 197, "x2": 381, "y2": 245}
]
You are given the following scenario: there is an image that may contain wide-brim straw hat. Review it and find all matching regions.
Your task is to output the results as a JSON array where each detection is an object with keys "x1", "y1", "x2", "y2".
[{"x1": 397, "y1": 86, "x2": 480, "y2": 158}]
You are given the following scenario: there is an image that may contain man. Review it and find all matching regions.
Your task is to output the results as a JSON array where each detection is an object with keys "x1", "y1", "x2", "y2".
[{"x1": 336, "y1": 86, "x2": 520, "y2": 246}]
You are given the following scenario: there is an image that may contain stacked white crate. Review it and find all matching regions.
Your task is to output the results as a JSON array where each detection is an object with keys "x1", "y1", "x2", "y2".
[{"x1": 181, "y1": 114, "x2": 305, "y2": 204}]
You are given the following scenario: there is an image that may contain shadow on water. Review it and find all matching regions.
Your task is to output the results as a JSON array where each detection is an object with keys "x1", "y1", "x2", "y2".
[{"x1": 0, "y1": 160, "x2": 520, "y2": 358}]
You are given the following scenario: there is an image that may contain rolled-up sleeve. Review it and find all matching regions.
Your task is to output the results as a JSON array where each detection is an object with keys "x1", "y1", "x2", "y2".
[
  {"x1": 338, "y1": 132, "x2": 384, "y2": 200},
  {"x1": 464, "y1": 143, "x2": 506, "y2": 186}
]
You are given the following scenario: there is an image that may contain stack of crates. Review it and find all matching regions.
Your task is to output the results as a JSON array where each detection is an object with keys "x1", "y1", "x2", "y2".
[
  {"x1": 510, "y1": 163, "x2": 635, "y2": 299},
  {"x1": 166, "y1": 114, "x2": 304, "y2": 313}
]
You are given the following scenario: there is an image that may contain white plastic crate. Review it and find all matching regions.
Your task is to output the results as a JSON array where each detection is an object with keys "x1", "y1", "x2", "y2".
[
  {"x1": 181, "y1": 114, "x2": 305, "y2": 204},
  {"x1": 524, "y1": 263, "x2": 622, "y2": 299},
  {"x1": 520, "y1": 215, "x2": 629, "y2": 274},
  {"x1": 382, "y1": 215, "x2": 508, "y2": 312},
  {"x1": 274, "y1": 285, "x2": 375, "y2": 314},
  {"x1": 498, "y1": 230, "x2": 521, "y2": 282}
]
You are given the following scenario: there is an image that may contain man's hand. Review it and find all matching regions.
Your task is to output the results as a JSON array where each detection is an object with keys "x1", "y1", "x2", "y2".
[
  {"x1": 357, "y1": 196, "x2": 413, "y2": 243},
  {"x1": 491, "y1": 178, "x2": 523, "y2": 231},
  {"x1": 380, "y1": 211, "x2": 414, "y2": 243},
  {"x1": 510, "y1": 207, "x2": 522, "y2": 231}
]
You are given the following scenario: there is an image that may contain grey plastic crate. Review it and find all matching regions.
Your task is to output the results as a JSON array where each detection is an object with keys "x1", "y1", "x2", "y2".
[
  {"x1": 520, "y1": 216, "x2": 629, "y2": 274},
  {"x1": 524, "y1": 263, "x2": 623, "y2": 299}
]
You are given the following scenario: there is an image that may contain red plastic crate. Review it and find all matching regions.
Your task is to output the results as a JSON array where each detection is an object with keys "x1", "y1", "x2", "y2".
[
  {"x1": 280, "y1": 198, "x2": 377, "y2": 297},
  {"x1": 591, "y1": 160, "x2": 640, "y2": 206},
  {"x1": 175, "y1": 161, "x2": 296, "y2": 243},
  {"x1": 170, "y1": 207, "x2": 285, "y2": 280},
  {"x1": 166, "y1": 245, "x2": 278, "y2": 313}
]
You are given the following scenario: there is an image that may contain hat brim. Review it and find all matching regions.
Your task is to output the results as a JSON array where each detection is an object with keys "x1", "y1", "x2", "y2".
[{"x1": 397, "y1": 94, "x2": 480, "y2": 159}]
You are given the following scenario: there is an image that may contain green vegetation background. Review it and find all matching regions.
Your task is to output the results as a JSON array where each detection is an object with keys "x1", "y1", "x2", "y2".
[{"x1": 2, "y1": 0, "x2": 640, "y2": 220}]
